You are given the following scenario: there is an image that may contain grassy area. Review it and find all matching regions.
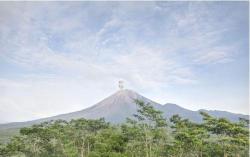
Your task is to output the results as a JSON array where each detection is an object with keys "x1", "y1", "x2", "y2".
[{"x1": 0, "y1": 128, "x2": 19, "y2": 144}]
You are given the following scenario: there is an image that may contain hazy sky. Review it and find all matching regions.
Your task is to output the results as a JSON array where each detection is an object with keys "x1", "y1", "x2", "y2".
[{"x1": 0, "y1": 2, "x2": 248, "y2": 123}]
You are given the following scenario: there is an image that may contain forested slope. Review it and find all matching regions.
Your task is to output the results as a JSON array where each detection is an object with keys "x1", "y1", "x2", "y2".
[{"x1": 0, "y1": 100, "x2": 248, "y2": 157}]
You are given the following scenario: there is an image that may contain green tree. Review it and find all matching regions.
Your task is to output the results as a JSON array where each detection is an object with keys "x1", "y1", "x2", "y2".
[
  {"x1": 201, "y1": 112, "x2": 249, "y2": 157},
  {"x1": 0, "y1": 100, "x2": 249, "y2": 157},
  {"x1": 169, "y1": 114, "x2": 209, "y2": 157},
  {"x1": 124, "y1": 99, "x2": 168, "y2": 157}
]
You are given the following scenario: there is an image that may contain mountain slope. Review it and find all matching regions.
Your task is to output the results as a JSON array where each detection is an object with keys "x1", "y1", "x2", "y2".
[
  {"x1": 47, "y1": 89, "x2": 161, "y2": 123},
  {"x1": 0, "y1": 89, "x2": 248, "y2": 131}
]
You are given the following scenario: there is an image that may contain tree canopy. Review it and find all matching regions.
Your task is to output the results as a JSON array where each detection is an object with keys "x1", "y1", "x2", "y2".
[{"x1": 0, "y1": 100, "x2": 249, "y2": 157}]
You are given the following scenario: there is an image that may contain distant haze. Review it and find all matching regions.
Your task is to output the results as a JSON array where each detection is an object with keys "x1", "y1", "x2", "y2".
[
  {"x1": 0, "y1": 2, "x2": 249, "y2": 123},
  {"x1": 0, "y1": 89, "x2": 247, "y2": 130}
]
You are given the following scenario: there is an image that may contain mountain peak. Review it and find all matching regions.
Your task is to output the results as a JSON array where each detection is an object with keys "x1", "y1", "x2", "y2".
[
  {"x1": 0, "y1": 89, "x2": 248, "y2": 129},
  {"x1": 100, "y1": 89, "x2": 140, "y2": 107},
  {"x1": 114, "y1": 89, "x2": 138, "y2": 98}
]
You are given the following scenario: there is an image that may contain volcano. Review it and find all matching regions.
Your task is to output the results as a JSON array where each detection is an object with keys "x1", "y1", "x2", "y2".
[{"x1": 0, "y1": 89, "x2": 248, "y2": 130}]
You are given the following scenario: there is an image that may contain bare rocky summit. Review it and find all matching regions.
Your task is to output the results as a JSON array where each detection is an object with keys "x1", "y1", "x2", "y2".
[{"x1": 0, "y1": 89, "x2": 248, "y2": 130}]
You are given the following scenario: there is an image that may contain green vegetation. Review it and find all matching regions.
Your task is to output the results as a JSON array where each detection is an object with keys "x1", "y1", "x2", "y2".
[
  {"x1": 0, "y1": 100, "x2": 249, "y2": 157},
  {"x1": 0, "y1": 128, "x2": 19, "y2": 144}
]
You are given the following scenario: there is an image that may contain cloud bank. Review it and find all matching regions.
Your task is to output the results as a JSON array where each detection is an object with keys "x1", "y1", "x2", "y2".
[{"x1": 0, "y1": 2, "x2": 248, "y2": 122}]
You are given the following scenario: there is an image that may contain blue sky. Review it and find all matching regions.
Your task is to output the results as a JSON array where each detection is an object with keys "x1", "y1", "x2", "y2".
[{"x1": 0, "y1": 2, "x2": 248, "y2": 123}]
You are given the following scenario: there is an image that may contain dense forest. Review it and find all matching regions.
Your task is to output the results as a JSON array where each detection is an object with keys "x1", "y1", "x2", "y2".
[{"x1": 0, "y1": 100, "x2": 249, "y2": 157}]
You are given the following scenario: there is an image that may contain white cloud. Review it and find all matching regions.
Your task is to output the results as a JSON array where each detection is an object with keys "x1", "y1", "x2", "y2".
[{"x1": 0, "y1": 2, "x2": 248, "y2": 121}]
